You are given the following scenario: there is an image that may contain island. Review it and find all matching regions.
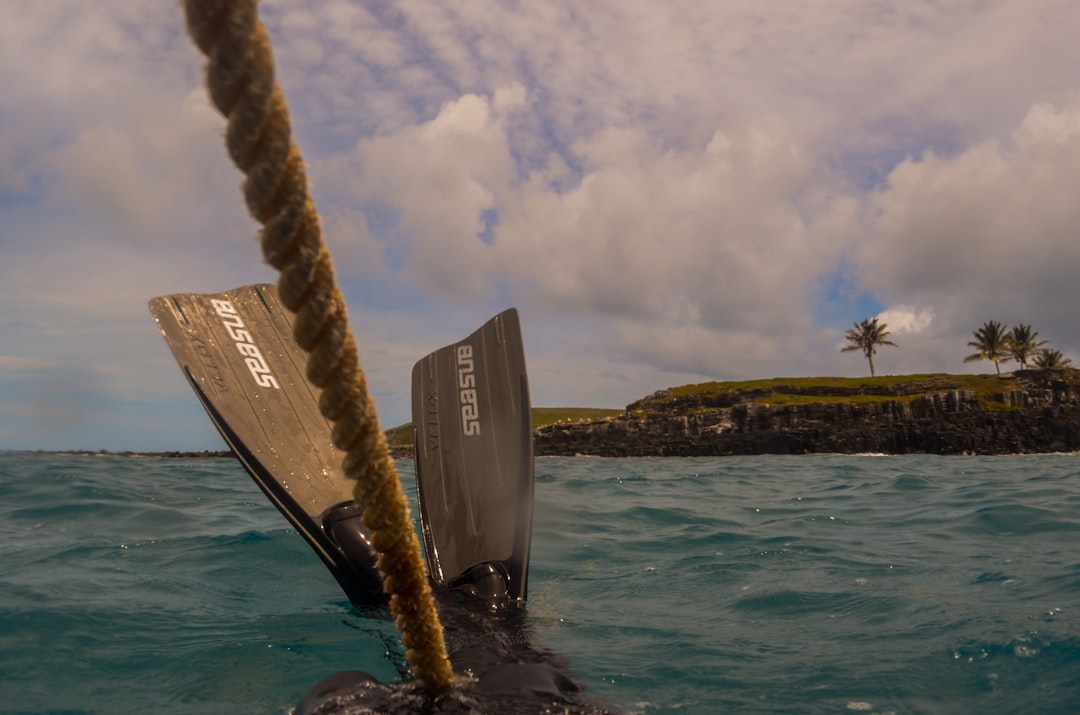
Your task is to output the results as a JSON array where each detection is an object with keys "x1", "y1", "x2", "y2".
[{"x1": 529, "y1": 370, "x2": 1080, "y2": 457}]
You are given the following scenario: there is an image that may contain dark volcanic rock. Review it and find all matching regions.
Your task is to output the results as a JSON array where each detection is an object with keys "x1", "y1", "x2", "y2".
[{"x1": 535, "y1": 372, "x2": 1080, "y2": 457}]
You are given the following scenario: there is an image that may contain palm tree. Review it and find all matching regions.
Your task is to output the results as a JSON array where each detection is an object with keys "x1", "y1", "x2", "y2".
[
  {"x1": 1006, "y1": 324, "x2": 1047, "y2": 369},
  {"x1": 1033, "y1": 348, "x2": 1073, "y2": 370},
  {"x1": 841, "y1": 317, "x2": 897, "y2": 377},
  {"x1": 963, "y1": 320, "x2": 1011, "y2": 375}
]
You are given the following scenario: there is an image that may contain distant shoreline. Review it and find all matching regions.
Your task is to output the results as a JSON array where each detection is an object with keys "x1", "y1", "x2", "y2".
[
  {"x1": 6, "y1": 448, "x2": 421, "y2": 460},
  {"x1": 9, "y1": 449, "x2": 235, "y2": 459}
]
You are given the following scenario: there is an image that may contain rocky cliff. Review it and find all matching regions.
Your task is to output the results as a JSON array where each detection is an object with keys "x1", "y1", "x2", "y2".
[{"x1": 534, "y1": 371, "x2": 1080, "y2": 457}]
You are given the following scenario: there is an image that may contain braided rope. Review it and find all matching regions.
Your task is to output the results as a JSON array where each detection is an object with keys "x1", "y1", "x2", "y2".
[{"x1": 181, "y1": 0, "x2": 453, "y2": 691}]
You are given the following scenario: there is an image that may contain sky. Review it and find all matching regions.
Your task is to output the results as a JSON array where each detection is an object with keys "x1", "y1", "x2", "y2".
[{"x1": 3, "y1": 1, "x2": 1080, "y2": 451}]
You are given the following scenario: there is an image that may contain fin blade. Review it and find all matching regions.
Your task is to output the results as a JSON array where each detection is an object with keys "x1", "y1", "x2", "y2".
[
  {"x1": 148, "y1": 284, "x2": 384, "y2": 605},
  {"x1": 411, "y1": 308, "x2": 534, "y2": 601}
]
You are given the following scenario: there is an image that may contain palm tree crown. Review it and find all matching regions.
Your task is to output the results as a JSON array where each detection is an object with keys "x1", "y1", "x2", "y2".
[
  {"x1": 1033, "y1": 348, "x2": 1073, "y2": 370},
  {"x1": 1006, "y1": 324, "x2": 1047, "y2": 369},
  {"x1": 841, "y1": 317, "x2": 897, "y2": 377},
  {"x1": 963, "y1": 320, "x2": 1011, "y2": 375}
]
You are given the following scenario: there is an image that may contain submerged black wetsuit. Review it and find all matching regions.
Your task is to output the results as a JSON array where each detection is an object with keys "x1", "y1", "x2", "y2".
[{"x1": 298, "y1": 588, "x2": 621, "y2": 715}]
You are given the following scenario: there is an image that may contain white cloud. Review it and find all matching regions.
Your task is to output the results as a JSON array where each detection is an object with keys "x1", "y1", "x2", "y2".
[
  {"x1": 861, "y1": 95, "x2": 1080, "y2": 343},
  {"x1": 45, "y1": 90, "x2": 231, "y2": 237},
  {"x1": 877, "y1": 306, "x2": 935, "y2": 336},
  {"x1": 259, "y1": 1, "x2": 1080, "y2": 170},
  {"x1": 332, "y1": 98, "x2": 859, "y2": 323}
]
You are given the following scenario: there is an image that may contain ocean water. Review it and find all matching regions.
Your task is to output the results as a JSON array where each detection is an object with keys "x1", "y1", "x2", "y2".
[{"x1": 1, "y1": 452, "x2": 1078, "y2": 715}]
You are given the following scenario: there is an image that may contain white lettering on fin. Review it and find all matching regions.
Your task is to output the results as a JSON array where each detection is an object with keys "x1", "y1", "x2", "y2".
[
  {"x1": 456, "y1": 344, "x2": 480, "y2": 436},
  {"x1": 211, "y1": 299, "x2": 281, "y2": 390}
]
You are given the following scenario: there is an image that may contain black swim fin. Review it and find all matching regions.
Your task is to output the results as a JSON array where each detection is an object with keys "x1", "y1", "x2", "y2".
[
  {"x1": 148, "y1": 284, "x2": 384, "y2": 606},
  {"x1": 411, "y1": 309, "x2": 535, "y2": 603}
]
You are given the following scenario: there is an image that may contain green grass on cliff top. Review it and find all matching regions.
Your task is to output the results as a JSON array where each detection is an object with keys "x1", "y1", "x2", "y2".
[{"x1": 665, "y1": 373, "x2": 1051, "y2": 405}]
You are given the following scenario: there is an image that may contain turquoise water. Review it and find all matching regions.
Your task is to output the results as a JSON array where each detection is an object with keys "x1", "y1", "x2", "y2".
[{"x1": 1, "y1": 452, "x2": 1079, "y2": 714}]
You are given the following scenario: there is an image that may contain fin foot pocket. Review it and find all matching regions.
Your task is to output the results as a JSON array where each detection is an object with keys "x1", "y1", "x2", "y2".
[
  {"x1": 448, "y1": 562, "x2": 512, "y2": 603},
  {"x1": 321, "y1": 501, "x2": 385, "y2": 604}
]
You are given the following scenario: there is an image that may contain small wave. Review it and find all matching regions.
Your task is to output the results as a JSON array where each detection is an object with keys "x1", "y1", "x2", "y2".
[
  {"x1": 968, "y1": 504, "x2": 1080, "y2": 536},
  {"x1": 951, "y1": 632, "x2": 1080, "y2": 665},
  {"x1": 890, "y1": 473, "x2": 936, "y2": 490},
  {"x1": 729, "y1": 588, "x2": 903, "y2": 621},
  {"x1": 969, "y1": 570, "x2": 1017, "y2": 585}
]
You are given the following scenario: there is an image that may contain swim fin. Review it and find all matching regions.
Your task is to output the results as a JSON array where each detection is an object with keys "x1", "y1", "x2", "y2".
[
  {"x1": 148, "y1": 284, "x2": 384, "y2": 606},
  {"x1": 411, "y1": 309, "x2": 535, "y2": 603}
]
